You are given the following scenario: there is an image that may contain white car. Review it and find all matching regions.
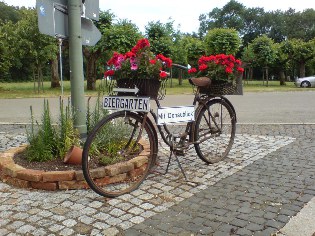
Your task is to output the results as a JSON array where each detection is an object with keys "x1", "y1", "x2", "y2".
[{"x1": 295, "y1": 76, "x2": 315, "y2": 88}]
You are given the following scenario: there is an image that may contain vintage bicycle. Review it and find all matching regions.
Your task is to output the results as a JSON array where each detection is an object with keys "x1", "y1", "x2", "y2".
[{"x1": 82, "y1": 64, "x2": 242, "y2": 198}]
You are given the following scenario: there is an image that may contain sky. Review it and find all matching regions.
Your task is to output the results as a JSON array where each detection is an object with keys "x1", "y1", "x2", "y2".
[{"x1": 2, "y1": 0, "x2": 314, "y2": 33}]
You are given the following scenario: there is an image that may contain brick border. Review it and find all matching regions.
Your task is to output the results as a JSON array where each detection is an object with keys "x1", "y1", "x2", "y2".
[{"x1": 0, "y1": 140, "x2": 150, "y2": 191}]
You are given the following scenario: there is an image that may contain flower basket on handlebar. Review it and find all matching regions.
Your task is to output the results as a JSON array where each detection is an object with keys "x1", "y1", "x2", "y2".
[
  {"x1": 104, "y1": 38, "x2": 172, "y2": 100},
  {"x1": 199, "y1": 77, "x2": 243, "y2": 95},
  {"x1": 188, "y1": 54, "x2": 244, "y2": 96}
]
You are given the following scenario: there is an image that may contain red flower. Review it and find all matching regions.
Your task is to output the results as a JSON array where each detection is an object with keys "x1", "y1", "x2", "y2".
[
  {"x1": 125, "y1": 51, "x2": 136, "y2": 58},
  {"x1": 237, "y1": 67, "x2": 244, "y2": 72},
  {"x1": 104, "y1": 70, "x2": 115, "y2": 76},
  {"x1": 225, "y1": 67, "x2": 233, "y2": 74},
  {"x1": 199, "y1": 64, "x2": 208, "y2": 71},
  {"x1": 159, "y1": 71, "x2": 168, "y2": 79},
  {"x1": 149, "y1": 59, "x2": 156, "y2": 64},
  {"x1": 188, "y1": 68, "x2": 197, "y2": 74}
]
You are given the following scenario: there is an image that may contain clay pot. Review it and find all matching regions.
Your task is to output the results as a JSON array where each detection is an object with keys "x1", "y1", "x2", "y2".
[{"x1": 63, "y1": 145, "x2": 83, "y2": 165}]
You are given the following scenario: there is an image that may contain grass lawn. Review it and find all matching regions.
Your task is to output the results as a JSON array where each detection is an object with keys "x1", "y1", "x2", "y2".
[{"x1": 0, "y1": 79, "x2": 312, "y2": 99}]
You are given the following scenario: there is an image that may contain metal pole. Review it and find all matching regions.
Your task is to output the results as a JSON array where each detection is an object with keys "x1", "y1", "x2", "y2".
[
  {"x1": 58, "y1": 38, "x2": 64, "y2": 96},
  {"x1": 67, "y1": 0, "x2": 87, "y2": 138}
]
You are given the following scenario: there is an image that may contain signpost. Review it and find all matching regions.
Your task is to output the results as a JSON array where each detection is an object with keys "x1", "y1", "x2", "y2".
[
  {"x1": 36, "y1": 0, "x2": 101, "y2": 46},
  {"x1": 36, "y1": 0, "x2": 101, "y2": 137}
]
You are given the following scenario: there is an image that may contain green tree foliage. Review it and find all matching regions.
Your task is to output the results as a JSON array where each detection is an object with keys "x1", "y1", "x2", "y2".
[
  {"x1": 204, "y1": 28, "x2": 241, "y2": 55},
  {"x1": 145, "y1": 20, "x2": 174, "y2": 57},
  {"x1": 250, "y1": 35, "x2": 276, "y2": 67},
  {"x1": 0, "y1": 7, "x2": 57, "y2": 82},
  {"x1": 282, "y1": 38, "x2": 315, "y2": 77},
  {"x1": 182, "y1": 36, "x2": 206, "y2": 67},
  {"x1": 0, "y1": 2, "x2": 21, "y2": 23},
  {"x1": 199, "y1": 0, "x2": 315, "y2": 44}
]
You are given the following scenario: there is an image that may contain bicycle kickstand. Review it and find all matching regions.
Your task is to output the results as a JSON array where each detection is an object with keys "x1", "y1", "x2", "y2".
[{"x1": 164, "y1": 148, "x2": 188, "y2": 181}]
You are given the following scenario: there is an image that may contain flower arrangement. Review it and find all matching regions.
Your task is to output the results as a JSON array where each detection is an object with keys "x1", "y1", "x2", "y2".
[
  {"x1": 188, "y1": 54, "x2": 244, "y2": 82},
  {"x1": 104, "y1": 38, "x2": 172, "y2": 81}
]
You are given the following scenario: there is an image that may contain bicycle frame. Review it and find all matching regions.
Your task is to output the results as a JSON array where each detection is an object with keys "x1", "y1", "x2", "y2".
[{"x1": 149, "y1": 93, "x2": 235, "y2": 150}]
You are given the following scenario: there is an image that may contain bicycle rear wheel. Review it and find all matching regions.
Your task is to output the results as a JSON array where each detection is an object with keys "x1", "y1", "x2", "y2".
[
  {"x1": 194, "y1": 98, "x2": 236, "y2": 164},
  {"x1": 82, "y1": 111, "x2": 158, "y2": 198}
]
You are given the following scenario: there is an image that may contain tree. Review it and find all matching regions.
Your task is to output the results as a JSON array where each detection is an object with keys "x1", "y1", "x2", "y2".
[
  {"x1": 282, "y1": 38, "x2": 315, "y2": 78},
  {"x1": 0, "y1": 8, "x2": 57, "y2": 84},
  {"x1": 204, "y1": 28, "x2": 241, "y2": 55},
  {"x1": 249, "y1": 35, "x2": 277, "y2": 85},
  {"x1": 145, "y1": 20, "x2": 175, "y2": 57},
  {"x1": 84, "y1": 11, "x2": 142, "y2": 90},
  {"x1": 14, "y1": 9, "x2": 58, "y2": 88},
  {"x1": 284, "y1": 8, "x2": 315, "y2": 41},
  {"x1": 0, "y1": 2, "x2": 21, "y2": 24},
  {"x1": 182, "y1": 36, "x2": 205, "y2": 67}
]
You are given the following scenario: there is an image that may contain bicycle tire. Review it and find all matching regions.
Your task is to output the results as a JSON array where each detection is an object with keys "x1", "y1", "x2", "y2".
[
  {"x1": 82, "y1": 111, "x2": 158, "y2": 198},
  {"x1": 194, "y1": 98, "x2": 236, "y2": 164}
]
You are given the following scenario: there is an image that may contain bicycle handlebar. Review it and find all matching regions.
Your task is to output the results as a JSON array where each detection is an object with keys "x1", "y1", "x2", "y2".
[{"x1": 172, "y1": 63, "x2": 188, "y2": 70}]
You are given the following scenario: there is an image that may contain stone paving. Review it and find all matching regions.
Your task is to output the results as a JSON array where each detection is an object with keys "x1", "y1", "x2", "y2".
[{"x1": 0, "y1": 124, "x2": 315, "y2": 235}]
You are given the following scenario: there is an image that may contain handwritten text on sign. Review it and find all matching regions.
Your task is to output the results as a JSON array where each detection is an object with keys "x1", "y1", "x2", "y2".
[
  {"x1": 103, "y1": 96, "x2": 150, "y2": 112},
  {"x1": 157, "y1": 106, "x2": 195, "y2": 125}
]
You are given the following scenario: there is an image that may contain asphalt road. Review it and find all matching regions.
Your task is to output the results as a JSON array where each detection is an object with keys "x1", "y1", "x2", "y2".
[{"x1": 0, "y1": 91, "x2": 314, "y2": 124}]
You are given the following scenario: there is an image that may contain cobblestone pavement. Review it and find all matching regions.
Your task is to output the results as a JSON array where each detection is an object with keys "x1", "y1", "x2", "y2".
[{"x1": 0, "y1": 124, "x2": 315, "y2": 235}]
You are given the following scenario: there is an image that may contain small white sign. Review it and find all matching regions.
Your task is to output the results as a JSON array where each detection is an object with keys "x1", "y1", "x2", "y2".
[
  {"x1": 103, "y1": 96, "x2": 150, "y2": 112},
  {"x1": 113, "y1": 86, "x2": 139, "y2": 94},
  {"x1": 157, "y1": 106, "x2": 195, "y2": 125}
]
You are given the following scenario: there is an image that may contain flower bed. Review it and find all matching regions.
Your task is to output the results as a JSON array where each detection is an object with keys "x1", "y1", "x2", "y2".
[{"x1": 0, "y1": 140, "x2": 150, "y2": 191}]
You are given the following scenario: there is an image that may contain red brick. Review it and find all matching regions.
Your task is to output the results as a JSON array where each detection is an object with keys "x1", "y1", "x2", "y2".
[
  {"x1": 31, "y1": 181, "x2": 57, "y2": 191},
  {"x1": 129, "y1": 155, "x2": 148, "y2": 168},
  {"x1": 5, "y1": 176, "x2": 30, "y2": 188},
  {"x1": 109, "y1": 173, "x2": 127, "y2": 184},
  {"x1": 0, "y1": 155, "x2": 14, "y2": 171},
  {"x1": 129, "y1": 164, "x2": 147, "y2": 178},
  {"x1": 2, "y1": 163, "x2": 25, "y2": 177},
  {"x1": 59, "y1": 180, "x2": 89, "y2": 190},
  {"x1": 5, "y1": 145, "x2": 27, "y2": 154},
  {"x1": 75, "y1": 170, "x2": 85, "y2": 181},
  {"x1": 42, "y1": 171, "x2": 75, "y2": 182},
  {"x1": 105, "y1": 162, "x2": 134, "y2": 176},
  {"x1": 16, "y1": 169, "x2": 44, "y2": 182}
]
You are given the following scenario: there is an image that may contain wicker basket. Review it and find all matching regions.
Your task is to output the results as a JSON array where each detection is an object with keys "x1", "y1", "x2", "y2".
[
  {"x1": 115, "y1": 78, "x2": 162, "y2": 99},
  {"x1": 198, "y1": 78, "x2": 243, "y2": 96}
]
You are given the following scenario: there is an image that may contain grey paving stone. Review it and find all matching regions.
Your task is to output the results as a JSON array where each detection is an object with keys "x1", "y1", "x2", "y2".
[{"x1": 1, "y1": 124, "x2": 315, "y2": 235}]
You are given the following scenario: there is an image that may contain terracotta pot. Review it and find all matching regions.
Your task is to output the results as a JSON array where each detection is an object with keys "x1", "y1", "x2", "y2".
[{"x1": 63, "y1": 145, "x2": 83, "y2": 165}]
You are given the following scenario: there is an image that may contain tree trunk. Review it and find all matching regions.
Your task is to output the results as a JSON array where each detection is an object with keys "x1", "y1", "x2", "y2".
[
  {"x1": 299, "y1": 61, "x2": 306, "y2": 78},
  {"x1": 279, "y1": 71, "x2": 286, "y2": 85},
  {"x1": 51, "y1": 56, "x2": 60, "y2": 88},
  {"x1": 86, "y1": 55, "x2": 97, "y2": 90},
  {"x1": 83, "y1": 48, "x2": 100, "y2": 91}
]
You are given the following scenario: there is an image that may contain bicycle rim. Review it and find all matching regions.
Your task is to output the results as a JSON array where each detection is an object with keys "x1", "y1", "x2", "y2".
[
  {"x1": 194, "y1": 99, "x2": 236, "y2": 164},
  {"x1": 82, "y1": 111, "x2": 157, "y2": 198}
]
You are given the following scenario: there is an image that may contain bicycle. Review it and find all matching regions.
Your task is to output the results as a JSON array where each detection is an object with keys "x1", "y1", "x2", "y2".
[{"x1": 82, "y1": 64, "x2": 241, "y2": 198}]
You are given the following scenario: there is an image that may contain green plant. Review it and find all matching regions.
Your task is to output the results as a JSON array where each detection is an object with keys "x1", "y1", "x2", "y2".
[
  {"x1": 104, "y1": 38, "x2": 172, "y2": 80},
  {"x1": 26, "y1": 100, "x2": 57, "y2": 162},
  {"x1": 56, "y1": 97, "x2": 81, "y2": 159},
  {"x1": 86, "y1": 90, "x2": 109, "y2": 133}
]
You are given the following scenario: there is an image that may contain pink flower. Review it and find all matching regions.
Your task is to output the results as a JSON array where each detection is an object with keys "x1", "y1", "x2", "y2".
[{"x1": 130, "y1": 57, "x2": 138, "y2": 70}]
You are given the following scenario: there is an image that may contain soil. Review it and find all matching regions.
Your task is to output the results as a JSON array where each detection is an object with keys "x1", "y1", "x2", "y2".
[{"x1": 13, "y1": 152, "x2": 82, "y2": 172}]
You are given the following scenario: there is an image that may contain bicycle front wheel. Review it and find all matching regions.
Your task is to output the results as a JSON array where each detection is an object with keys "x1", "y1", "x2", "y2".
[
  {"x1": 82, "y1": 111, "x2": 158, "y2": 198},
  {"x1": 194, "y1": 98, "x2": 236, "y2": 164}
]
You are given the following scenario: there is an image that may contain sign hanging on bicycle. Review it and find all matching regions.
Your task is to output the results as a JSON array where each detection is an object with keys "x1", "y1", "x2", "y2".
[
  {"x1": 103, "y1": 96, "x2": 150, "y2": 112},
  {"x1": 157, "y1": 106, "x2": 195, "y2": 125}
]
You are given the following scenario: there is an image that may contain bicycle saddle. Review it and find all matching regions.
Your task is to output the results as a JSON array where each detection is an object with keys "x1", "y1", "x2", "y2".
[{"x1": 189, "y1": 77, "x2": 212, "y2": 87}]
